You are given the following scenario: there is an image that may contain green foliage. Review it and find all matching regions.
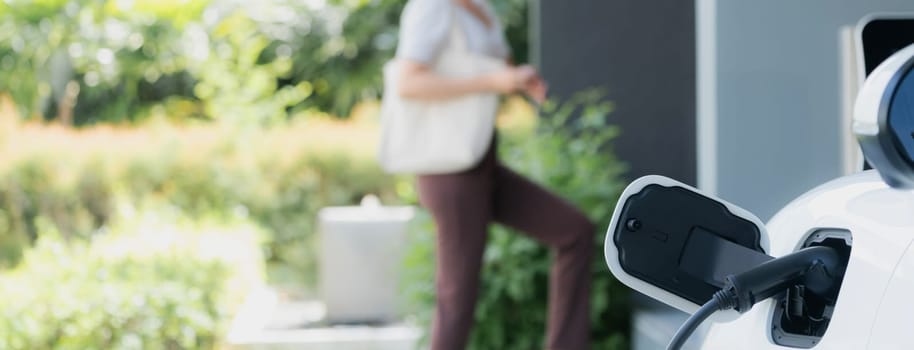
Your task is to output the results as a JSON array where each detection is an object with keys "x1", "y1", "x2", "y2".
[
  {"x1": 0, "y1": 157, "x2": 115, "y2": 268},
  {"x1": 267, "y1": 0, "x2": 404, "y2": 117},
  {"x1": 0, "y1": 0, "x2": 532, "y2": 123},
  {"x1": 401, "y1": 91, "x2": 631, "y2": 349},
  {"x1": 489, "y1": 0, "x2": 530, "y2": 64},
  {"x1": 0, "y1": 0, "x2": 206, "y2": 123},
  {"x1": 0, "y1": 211, "x2": 263, "y2": 350},
  {"x1": 191, "y1": 8, "x2": 307, "y2": 125},
  {"x1": 0, "y1": 122, "x2": 397, "y2": 286}
]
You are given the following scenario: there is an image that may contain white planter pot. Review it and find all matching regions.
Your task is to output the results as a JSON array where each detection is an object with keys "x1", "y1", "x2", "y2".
[{"x1": 317, "y1": 196, "x2": 415, "y2": 324}]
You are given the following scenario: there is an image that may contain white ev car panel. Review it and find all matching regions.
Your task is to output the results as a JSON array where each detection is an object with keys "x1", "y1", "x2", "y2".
[{"x1": 702, "y1": 171, "x2": 914, "y2": 349}]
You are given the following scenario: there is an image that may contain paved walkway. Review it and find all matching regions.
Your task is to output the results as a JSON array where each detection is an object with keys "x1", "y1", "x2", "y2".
[{"x1": 227, "y1": 287, "x2": 421, "y2": 350}]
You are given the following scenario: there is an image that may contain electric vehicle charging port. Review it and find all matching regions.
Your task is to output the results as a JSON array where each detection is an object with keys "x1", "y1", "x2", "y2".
[{"x1": 771, "y1": 229, "x2": 852, "y2": 348}]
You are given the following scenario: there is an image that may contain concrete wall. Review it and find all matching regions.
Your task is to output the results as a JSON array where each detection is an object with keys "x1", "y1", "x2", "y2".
[
  {"x1": 534, "y1": 0, "x2": 696, "y2": 185},
  {"x1": 697, "y1": 0, "x2": 914, "y2": 220}
]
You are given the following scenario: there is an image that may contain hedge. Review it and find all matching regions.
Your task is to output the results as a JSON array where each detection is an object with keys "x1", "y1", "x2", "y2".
[{"x1": 0, "y1": 113, "x2": 398, "y2": 286}]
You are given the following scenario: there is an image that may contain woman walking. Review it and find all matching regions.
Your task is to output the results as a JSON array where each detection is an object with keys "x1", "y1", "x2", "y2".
[{"x1": 390, "y1": 0, "x2": 596, "y2": 348}]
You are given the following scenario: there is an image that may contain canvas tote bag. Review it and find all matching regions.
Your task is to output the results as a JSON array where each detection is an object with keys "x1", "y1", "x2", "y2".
[{"x1": 377, "y1": 10, "x2": 506, "y2": 174}]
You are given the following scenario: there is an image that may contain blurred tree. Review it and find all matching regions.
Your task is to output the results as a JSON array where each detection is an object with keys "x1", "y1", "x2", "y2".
[
  {"x1": 0, "y1": 0, "x2": 530, "y2": 124},
  {"x1": 0, "y1": 0, "x2": 206, "y2": 124}
]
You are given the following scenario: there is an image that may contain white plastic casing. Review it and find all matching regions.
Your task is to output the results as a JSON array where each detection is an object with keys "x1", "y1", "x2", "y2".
[
  {"x1": 853, "y1": 41, "x2": 914, "y2": 188},
  {"x1": 852, "y1": 43, "x2": 914, "y2": 137}
]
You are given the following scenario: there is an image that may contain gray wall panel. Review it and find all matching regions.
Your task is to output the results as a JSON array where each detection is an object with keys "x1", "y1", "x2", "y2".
[
  {"x1": 703, "y1": 0, "x2": 914, "y2": 219},
  {"x1": 535, "y1": 0, "x2": 696, "y2": 185}
]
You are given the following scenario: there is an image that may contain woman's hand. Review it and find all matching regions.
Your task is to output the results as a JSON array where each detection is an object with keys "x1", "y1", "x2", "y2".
[
  {"x1": 487, "y1": 65, "x2": 548, "y2": 104},
  {"x1": 487, "y1": 65, "x2": 537, "y2": 93},
  {"x1": 524, "y1": 74, "x2": 548, "y2": 104}
]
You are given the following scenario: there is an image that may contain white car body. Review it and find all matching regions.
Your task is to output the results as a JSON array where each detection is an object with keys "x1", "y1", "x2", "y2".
[{"x1": 701, "y1": 170, "x2": 914, "y2": 349}]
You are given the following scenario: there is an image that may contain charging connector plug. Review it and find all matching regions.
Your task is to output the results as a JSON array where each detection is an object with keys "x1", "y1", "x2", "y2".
[{"x1": 667, "y1": 246, "x2": 842, "y2": 350}]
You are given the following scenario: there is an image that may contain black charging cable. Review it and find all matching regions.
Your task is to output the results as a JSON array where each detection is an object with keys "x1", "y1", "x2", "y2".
[
  {"x1": 666, "y1": 289, "x2": 732, "y2": 350},
  {"x1": 666, "y1": 246, "x2": 841, "y2": 350}
]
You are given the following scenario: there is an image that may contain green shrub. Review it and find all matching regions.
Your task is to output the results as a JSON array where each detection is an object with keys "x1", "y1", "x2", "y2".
[
  {"x1": 0, "y1": 156, "x2": 114, "y2": 268},
  {"x1": 401, "y1": 91, "x2": 632, "y2": 349},
  {"x1": 0, "y1": 209, "x2": 264, "y2": 350},
  {"x1": 0, "y1": 120, "x2": 397, "y2": 287}
]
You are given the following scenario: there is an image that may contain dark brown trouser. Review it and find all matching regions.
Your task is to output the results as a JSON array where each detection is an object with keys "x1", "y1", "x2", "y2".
[{"x1": 418, "y1": 139, "x2": 594, "y2": 350}]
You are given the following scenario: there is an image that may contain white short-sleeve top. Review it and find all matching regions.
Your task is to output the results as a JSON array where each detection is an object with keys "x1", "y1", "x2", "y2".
[{"x1": 395, "y1": 0, "x2": 510, "y2": 64}]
